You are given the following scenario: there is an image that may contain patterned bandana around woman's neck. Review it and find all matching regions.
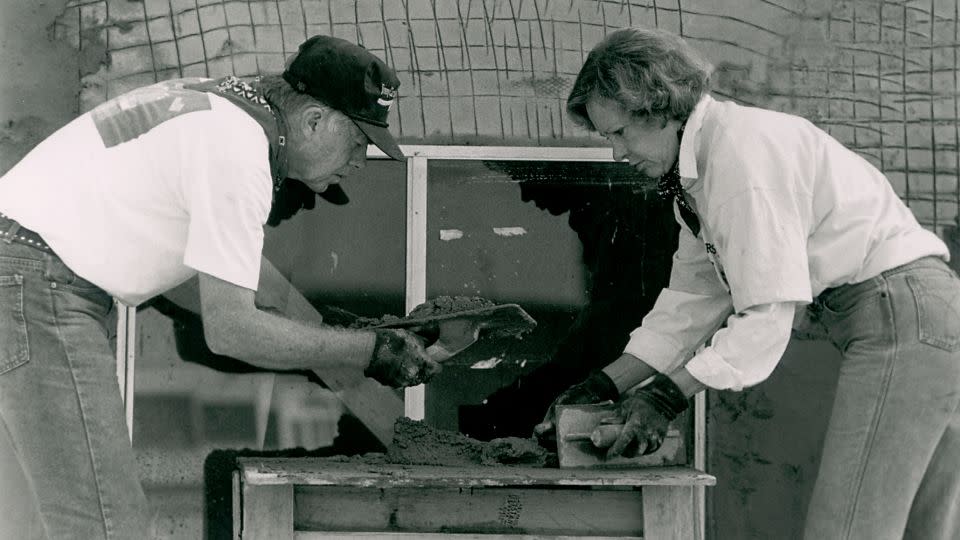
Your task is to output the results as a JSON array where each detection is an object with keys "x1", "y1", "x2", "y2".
[
  {"x1": 655, "y1": 121, "x2": 700, "y2": 235},
  {"x1": 655, "y1": 121, "x2": 686, "y2": 203}
]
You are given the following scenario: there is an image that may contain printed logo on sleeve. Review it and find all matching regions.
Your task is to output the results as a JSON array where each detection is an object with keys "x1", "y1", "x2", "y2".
[
  {"x1": 705, "y1": 242, "x2": 731, "y2": 291},
  {"x1": 91, "y1": 80, "x2": 212, "y2": 148}
]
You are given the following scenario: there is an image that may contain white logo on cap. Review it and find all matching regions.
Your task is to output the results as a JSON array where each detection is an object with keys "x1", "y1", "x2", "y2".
[{"x1": 377, "y1": 84, "x2": 397, "y2": 108}]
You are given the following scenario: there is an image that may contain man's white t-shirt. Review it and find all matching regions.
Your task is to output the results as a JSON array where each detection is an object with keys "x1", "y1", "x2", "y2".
[{"x1": 0, "y1": 79, "x2": 273, "y2": 306}]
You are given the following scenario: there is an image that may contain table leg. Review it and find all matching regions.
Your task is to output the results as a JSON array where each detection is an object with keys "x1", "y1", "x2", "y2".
[
  {"x1": 240, "y1": 483, "x2": 294, "y2": 540},
  {"x1": 643, "y1": 485, "x2": 697, "y2": 540}
]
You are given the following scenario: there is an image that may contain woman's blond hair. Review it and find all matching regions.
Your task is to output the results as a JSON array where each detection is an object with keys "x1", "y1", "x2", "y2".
[{"x1": 567, "y1": 27, "x2": 713, "y2": 129}]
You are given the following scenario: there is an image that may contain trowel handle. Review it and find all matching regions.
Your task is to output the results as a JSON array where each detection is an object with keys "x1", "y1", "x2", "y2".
[
  {"x1": 563, "y1": 424, "x2": 624, "y2": 449},
  {"x1": 589, "y1": 424, "x2": 623, "y2": 449}
]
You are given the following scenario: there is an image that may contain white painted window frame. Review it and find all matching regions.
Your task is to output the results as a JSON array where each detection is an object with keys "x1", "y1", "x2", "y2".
[{"x1": 115, "y1": 301, "x2": 136, "y2": 442}]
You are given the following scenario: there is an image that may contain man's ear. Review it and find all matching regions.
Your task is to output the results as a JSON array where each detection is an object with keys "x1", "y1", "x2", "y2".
[{"x1": 300, "y1": 105, "x2": 325, "y2": 136}]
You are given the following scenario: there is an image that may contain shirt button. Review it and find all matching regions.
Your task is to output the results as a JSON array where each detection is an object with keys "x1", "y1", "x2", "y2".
[{"x1": 50, "y1": 282, "x2": 57, "y2": 289}]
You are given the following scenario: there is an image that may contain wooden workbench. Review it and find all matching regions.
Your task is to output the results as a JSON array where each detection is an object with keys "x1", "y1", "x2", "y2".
[{"x1": 234, "y1": 458, "x2": 715, "y2": 540}]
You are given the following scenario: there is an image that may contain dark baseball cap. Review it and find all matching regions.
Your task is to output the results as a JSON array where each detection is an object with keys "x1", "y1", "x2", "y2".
[{"x1": 283, "y1": 35, "x2": 405, "y2": 161}]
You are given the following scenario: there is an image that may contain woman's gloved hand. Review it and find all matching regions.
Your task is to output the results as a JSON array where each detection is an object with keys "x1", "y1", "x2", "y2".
[
  {"x1": 365, "y1": 329, "x2": 442, "y2": 388},
  {"x1": 607, "y1": 373, "x2": 689, "y2": 458},
  {"x1": 533, "y1": 370, "x2": 620, "y2": 442}
]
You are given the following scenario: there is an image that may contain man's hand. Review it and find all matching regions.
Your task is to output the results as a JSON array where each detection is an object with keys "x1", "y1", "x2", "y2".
[
  {"x1": 533, "y1": 370, "x2": 620, "y2": 441},
  {"x1": 607, "y1": 374, "x2": 689, "y2": 458},
  {"x1": 365, "y1": 329, "x2": 442, "y2": 388}
]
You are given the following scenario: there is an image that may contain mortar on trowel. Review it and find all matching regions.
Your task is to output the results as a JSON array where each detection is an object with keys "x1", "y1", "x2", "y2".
[
  {"x1": 370, "y1": 301, "x2": 537, "y2": 367},
  {"x1": 555, "y1": 403, "x2": 686, "y2": 468}
]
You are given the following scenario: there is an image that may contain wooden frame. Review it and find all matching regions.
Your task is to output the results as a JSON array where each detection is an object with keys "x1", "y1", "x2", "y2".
[{"x1": 233, "y1": 458, "x2": 715, "y2": 540}]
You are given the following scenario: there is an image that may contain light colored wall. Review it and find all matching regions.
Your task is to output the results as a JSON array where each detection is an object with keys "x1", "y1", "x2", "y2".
[{"x1": 0, "y1": 0, "x2": 82, "y2": 175}]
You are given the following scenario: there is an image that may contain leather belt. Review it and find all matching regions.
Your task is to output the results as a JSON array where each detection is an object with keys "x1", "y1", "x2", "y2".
[{"x1": 0, "y1": 213, "x2": 54, "y2": 253}]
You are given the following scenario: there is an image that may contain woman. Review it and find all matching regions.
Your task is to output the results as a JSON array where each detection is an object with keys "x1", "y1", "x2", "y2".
[{"x1": 537, "y1": 26, "x2": 960, "y2": 539}]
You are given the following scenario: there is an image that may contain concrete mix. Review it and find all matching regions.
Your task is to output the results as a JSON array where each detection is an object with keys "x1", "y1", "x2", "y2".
[{"x1": 324, "y1": 417, "x2": 555, "y2": 468}]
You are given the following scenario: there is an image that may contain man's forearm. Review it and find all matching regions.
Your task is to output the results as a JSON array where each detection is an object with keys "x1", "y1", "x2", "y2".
[{"x1": 207, "y1": 307, "x2": 376, "y2": 372}]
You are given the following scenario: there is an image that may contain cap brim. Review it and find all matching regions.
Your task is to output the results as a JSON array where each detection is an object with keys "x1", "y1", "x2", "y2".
[
  {"x1": 353, "y1": 120, "x2": 405, "y2": 161},
  {"x1": 318, "y1": 183, "x2": 349, "y2": 205}
]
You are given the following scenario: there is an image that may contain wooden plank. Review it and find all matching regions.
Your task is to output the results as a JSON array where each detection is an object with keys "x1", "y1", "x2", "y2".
[
  {"x1": 403, "y1": 155, "x2": 428, "y2": 421},
  {"x1": 295, "y1": 534, "x2": 638, "y2": 539},
  {"x1": 694, "y1": 391, "x2": 707, "y2": 538},
  {"x1": 293, "y1": 485, "x2": 643, "y2": 536},
  {"x1": 367, "y1": 144, "x2": 614, "y2": 161},
  {"x1": 241, "y1": 484, "x2": 294, "y2": 540},
  {"x1": 232, "y1": 471, "x2": 242, "y2": 540},
  {"x1": 114, "y1": 303, "x2": 136, "y2": 442},
  {"x1": 642, "y1": 485, "x2": 697, "y2": 540},
  {"x1": 295, "y1": 534, "x2": 638, "y2": 540},
  {"x1": 162, "y1": 256, "x2": 404, "y2": 448},
  {"x1": 239, "y1": 459, "x2": 716, "y2": 489}
]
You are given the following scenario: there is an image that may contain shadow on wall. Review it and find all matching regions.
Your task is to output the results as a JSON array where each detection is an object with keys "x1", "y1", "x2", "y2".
[{"x1": 707, "y1": 339, "x2": 842, "y2": 540}]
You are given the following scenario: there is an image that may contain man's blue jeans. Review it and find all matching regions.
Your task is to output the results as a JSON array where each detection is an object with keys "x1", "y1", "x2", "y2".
[
  {"x1": 0, "y1": 241, "x2": 151, "y2": 539},
  {"x1": 804, "y1": 256, "x2": 960, "y2": 539}
]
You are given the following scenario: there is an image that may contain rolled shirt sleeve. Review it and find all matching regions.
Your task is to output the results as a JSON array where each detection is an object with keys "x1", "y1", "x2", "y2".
[{"x1": 684, "y1": 302, "x2": 796, "y2": 390}]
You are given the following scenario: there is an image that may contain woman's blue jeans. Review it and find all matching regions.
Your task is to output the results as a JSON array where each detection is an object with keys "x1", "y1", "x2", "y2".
[
  {"x1": 0, "y1": 241, "x2": 151, "y2": 539},
  {"x1": 803, "y1": 256, "x2": 960, "y2": 539}
]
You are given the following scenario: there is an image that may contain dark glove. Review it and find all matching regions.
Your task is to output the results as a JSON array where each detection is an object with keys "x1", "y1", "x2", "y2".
[
  {"x1": 365, "y1": 329, "x2": 442, "y2": 388},
  {"x1": 607, "y1": 374, "x2": 689, "y2": 458},
  {"x1": 533, "y1": 370, "x2": 620, "y2": 440}
]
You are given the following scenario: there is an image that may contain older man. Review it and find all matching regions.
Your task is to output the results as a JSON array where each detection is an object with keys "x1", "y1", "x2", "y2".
[
  {"x1": 537, "y1": 27, "x2": 960, "y2": 540},
  {"x1": 0, "y1": 36, "x2": 439, "y2": 538}
]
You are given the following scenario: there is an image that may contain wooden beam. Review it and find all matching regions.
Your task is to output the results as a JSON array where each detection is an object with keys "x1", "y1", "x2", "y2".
[
  {"x1": 162, "y1": 256, "x2": 404, "y2": 448},
  {"x1": 241, "y1": 484, "x2": 294, "y2": 540},
  {"x1": 237, "y1": 460, "x2": 713, "y2": 540},
  {"x1": 642, "y1": 485, "x2": 697, "y2": 540},
  {"x1": 294, "y1": 533, "x2": 637, "y2": 539},
  {"x1": 403, "y1": 155, "x2": 428, "y2": 420},
  {"x1": 367, "y1": 144, "x2": 614, "y2": 161},
  {"x1": 240, "y1": 459, "x2": 716, "y2": 489},
  {"x1": 292, "y1": 486, "x2": 643, "y2": 536}
]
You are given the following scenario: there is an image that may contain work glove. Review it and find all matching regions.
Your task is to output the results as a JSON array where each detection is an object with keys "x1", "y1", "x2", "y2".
[
  {"x1": 365, "y1": 329, "x2": 442, "y2": 388},
  {"x1": 607, "y1": 374, "x2": 689, "y2": 458},
  {"x1": 533, "y1": 370, "x2": 620, "y2": 442}
]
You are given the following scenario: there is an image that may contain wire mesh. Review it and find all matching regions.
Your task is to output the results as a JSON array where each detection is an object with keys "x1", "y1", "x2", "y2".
[{"x1": 51, "y1": 0, "x2": 960, "y2": 235}]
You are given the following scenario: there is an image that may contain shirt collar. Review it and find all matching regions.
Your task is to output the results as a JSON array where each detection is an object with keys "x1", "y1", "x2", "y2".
[{"x1": 678, "y1": 94, "x2": 713, "y2": 188}]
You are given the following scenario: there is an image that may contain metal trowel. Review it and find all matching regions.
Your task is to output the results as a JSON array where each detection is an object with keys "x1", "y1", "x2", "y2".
[
  {"x1": 425, "y1": 318, "x2": 483, "y2": 362},
  {"x1": 370, "y1": 303, "x2": 537, "y2": 366}
]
